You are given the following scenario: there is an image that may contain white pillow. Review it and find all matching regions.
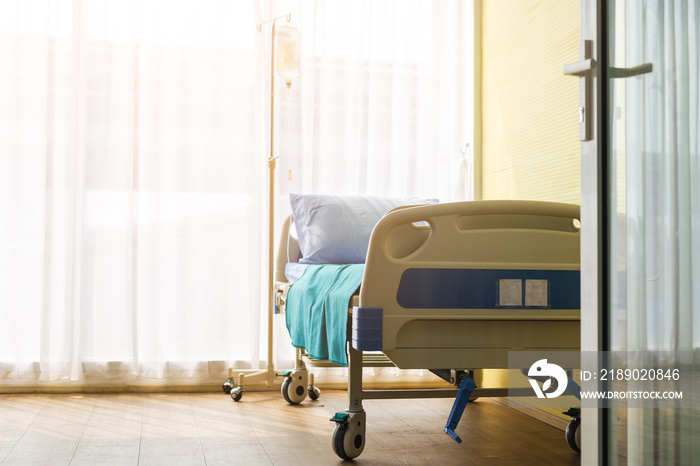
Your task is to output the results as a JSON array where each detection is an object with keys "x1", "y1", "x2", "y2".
[{"x1": 290, "y1": 193, "x2": 437, "y2": 264}]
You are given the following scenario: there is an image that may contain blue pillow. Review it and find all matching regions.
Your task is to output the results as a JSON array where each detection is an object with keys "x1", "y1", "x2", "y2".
[{"x1": 290, "y1": 194, "x2": 437, "y2": 264}]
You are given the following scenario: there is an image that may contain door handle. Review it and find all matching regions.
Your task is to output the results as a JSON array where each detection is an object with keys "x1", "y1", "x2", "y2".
[
  {"x1": 563, "y1": 58, "x2": 595, "y2": 77},
  {"x1": 609, "y1": 63, "x2": 653, "y2": 78},
  {"x1": 563, "y1": 40, "x2": 595, "y2": 141}
]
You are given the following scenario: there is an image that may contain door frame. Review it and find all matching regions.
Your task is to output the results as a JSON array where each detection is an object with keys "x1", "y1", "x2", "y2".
[{"x1": 579, "y1": 0, "x2": 610, "y2": 464}]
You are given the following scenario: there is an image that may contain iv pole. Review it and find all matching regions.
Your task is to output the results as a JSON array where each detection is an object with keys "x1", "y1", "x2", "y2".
[{"x1": 223, "y1": 14, "x2": 292, "y2": 400}]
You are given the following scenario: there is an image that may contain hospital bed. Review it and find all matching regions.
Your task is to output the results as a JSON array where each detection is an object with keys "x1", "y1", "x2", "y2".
[{"x1": 264, "y1": 198, "x2": 581, "y2": 459}]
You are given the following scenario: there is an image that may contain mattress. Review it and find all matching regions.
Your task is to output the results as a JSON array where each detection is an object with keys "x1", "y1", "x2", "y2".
[{"x1": 284, "y1": 262, "x2": 309, "y2": 282}]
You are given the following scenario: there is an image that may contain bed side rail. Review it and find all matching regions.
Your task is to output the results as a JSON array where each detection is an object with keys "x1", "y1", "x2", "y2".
[{"x1": 370, "y1": 200, "x2": 581, "y2": 267}]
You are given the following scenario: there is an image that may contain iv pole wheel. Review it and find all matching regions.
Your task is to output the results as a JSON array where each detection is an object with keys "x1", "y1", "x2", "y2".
[
  {"x1": 230, "y1": 388, "x2": 243, "y2": 402},
  {"x1": 222, "y1": 378, "x2": 233, "y2": 394},
  {"x1": 308, "y1": 385, "x2": 320, "y2": 401}
]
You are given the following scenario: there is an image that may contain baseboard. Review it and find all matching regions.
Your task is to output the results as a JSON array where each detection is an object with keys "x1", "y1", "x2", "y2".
[
  {"x1": 0, "y1": 375, "x2": 453, "y2": 395},
  {"x1": 492, "y1": 397, "x2": 569, "y2": 431}
]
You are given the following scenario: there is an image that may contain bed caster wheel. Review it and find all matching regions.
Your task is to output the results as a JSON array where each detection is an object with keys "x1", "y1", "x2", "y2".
[
  {"x1": 308, "y1": 385, "x2": 320, "y2": 401},
  {"x1": 330, "y1": 411, "x2": 365, "y2": 460},
  {"x1": 222, "y1": 378, "x2": 234, "y2": 394},
  {"x1": 230, "y1": 388, "x2": 243, "y2": 402},
  {"x1": 281, "y1": 372, "x2": 308, "y2": 405},
  {"x1": 566, "y1": 417, "x2": 581, "y2": 452},
  {"x1": 563, "y1": 408, "x2": 581, "y2": 453}
]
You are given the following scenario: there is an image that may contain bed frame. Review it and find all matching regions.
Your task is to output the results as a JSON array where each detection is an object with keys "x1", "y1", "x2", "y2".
[{"x1": 261, "y1": 200, "x2": 580, "y2": 459}]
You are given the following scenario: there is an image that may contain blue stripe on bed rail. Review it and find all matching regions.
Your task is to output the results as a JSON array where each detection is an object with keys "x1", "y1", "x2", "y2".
[{"x1": 396, "y1": 269, "x2": 580, "y2": 310}]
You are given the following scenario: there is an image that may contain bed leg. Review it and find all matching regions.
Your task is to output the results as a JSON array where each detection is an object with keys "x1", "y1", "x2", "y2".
[
  {"x1": 277, "y1": 348, "x2": 316, "y2": 405},
  {"x1": 330, "y1": 343, "x2": 366, "y2": 460},
  {"x1": 347, "y1": 344, "x2": 364, "y2": 412},
  {"x1": 294, "y1": 347, "x2": 306, "y2": 371}
]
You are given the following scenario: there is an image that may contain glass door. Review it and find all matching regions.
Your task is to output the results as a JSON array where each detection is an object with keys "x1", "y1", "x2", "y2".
[
  {"x1": 575, "y1": 0, "x2": 699, "y2": 464},
  {"x1": 605, "y1": 0, "x2": 699, "y2": 464}
]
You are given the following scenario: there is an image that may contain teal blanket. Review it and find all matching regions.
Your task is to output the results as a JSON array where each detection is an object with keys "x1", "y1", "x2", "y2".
[{"x1": 285, "y1": 264, "x2": 364, "y2": 367}]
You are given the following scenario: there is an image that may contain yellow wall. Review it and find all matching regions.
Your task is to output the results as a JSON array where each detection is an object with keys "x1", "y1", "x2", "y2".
[
  {"x1": 479, "y1": 0, "x2": 580, "y2": 424},
  {"x1": 480, "y1": 0, "x2": 580, "y2": 204}
]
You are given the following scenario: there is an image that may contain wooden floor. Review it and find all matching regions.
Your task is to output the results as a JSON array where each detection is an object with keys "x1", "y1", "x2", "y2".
[{"x1": 0, "y1": 390, "x2": 580, "y2": 465}]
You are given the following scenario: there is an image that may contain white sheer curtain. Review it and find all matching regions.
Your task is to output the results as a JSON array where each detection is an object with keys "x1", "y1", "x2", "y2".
[
  {"x1": 610, "y1": 0, "x2": 699, "y2": 353},
  {"x1": 274, "y1": 0, "x2": 471, "y2": 205},
  {"x1": 608, "y1": 1, "x2": 699, "y2": 463},
  {"x1": 0, "y1": 0, "x2": 267, "y2": 384},
  {"x1": 0, "y1": 0, "x2": 472, "y2": 386}
]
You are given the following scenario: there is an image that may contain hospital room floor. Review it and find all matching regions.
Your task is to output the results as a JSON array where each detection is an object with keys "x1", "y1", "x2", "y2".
[{"x1": 0, "y1": 390, "x2": 580, "y2": 465}]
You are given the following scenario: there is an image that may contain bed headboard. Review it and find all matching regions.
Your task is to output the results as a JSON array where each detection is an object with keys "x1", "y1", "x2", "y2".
[{"x1": 275, "y1": 215, "x2": 300, "y2": 283}]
